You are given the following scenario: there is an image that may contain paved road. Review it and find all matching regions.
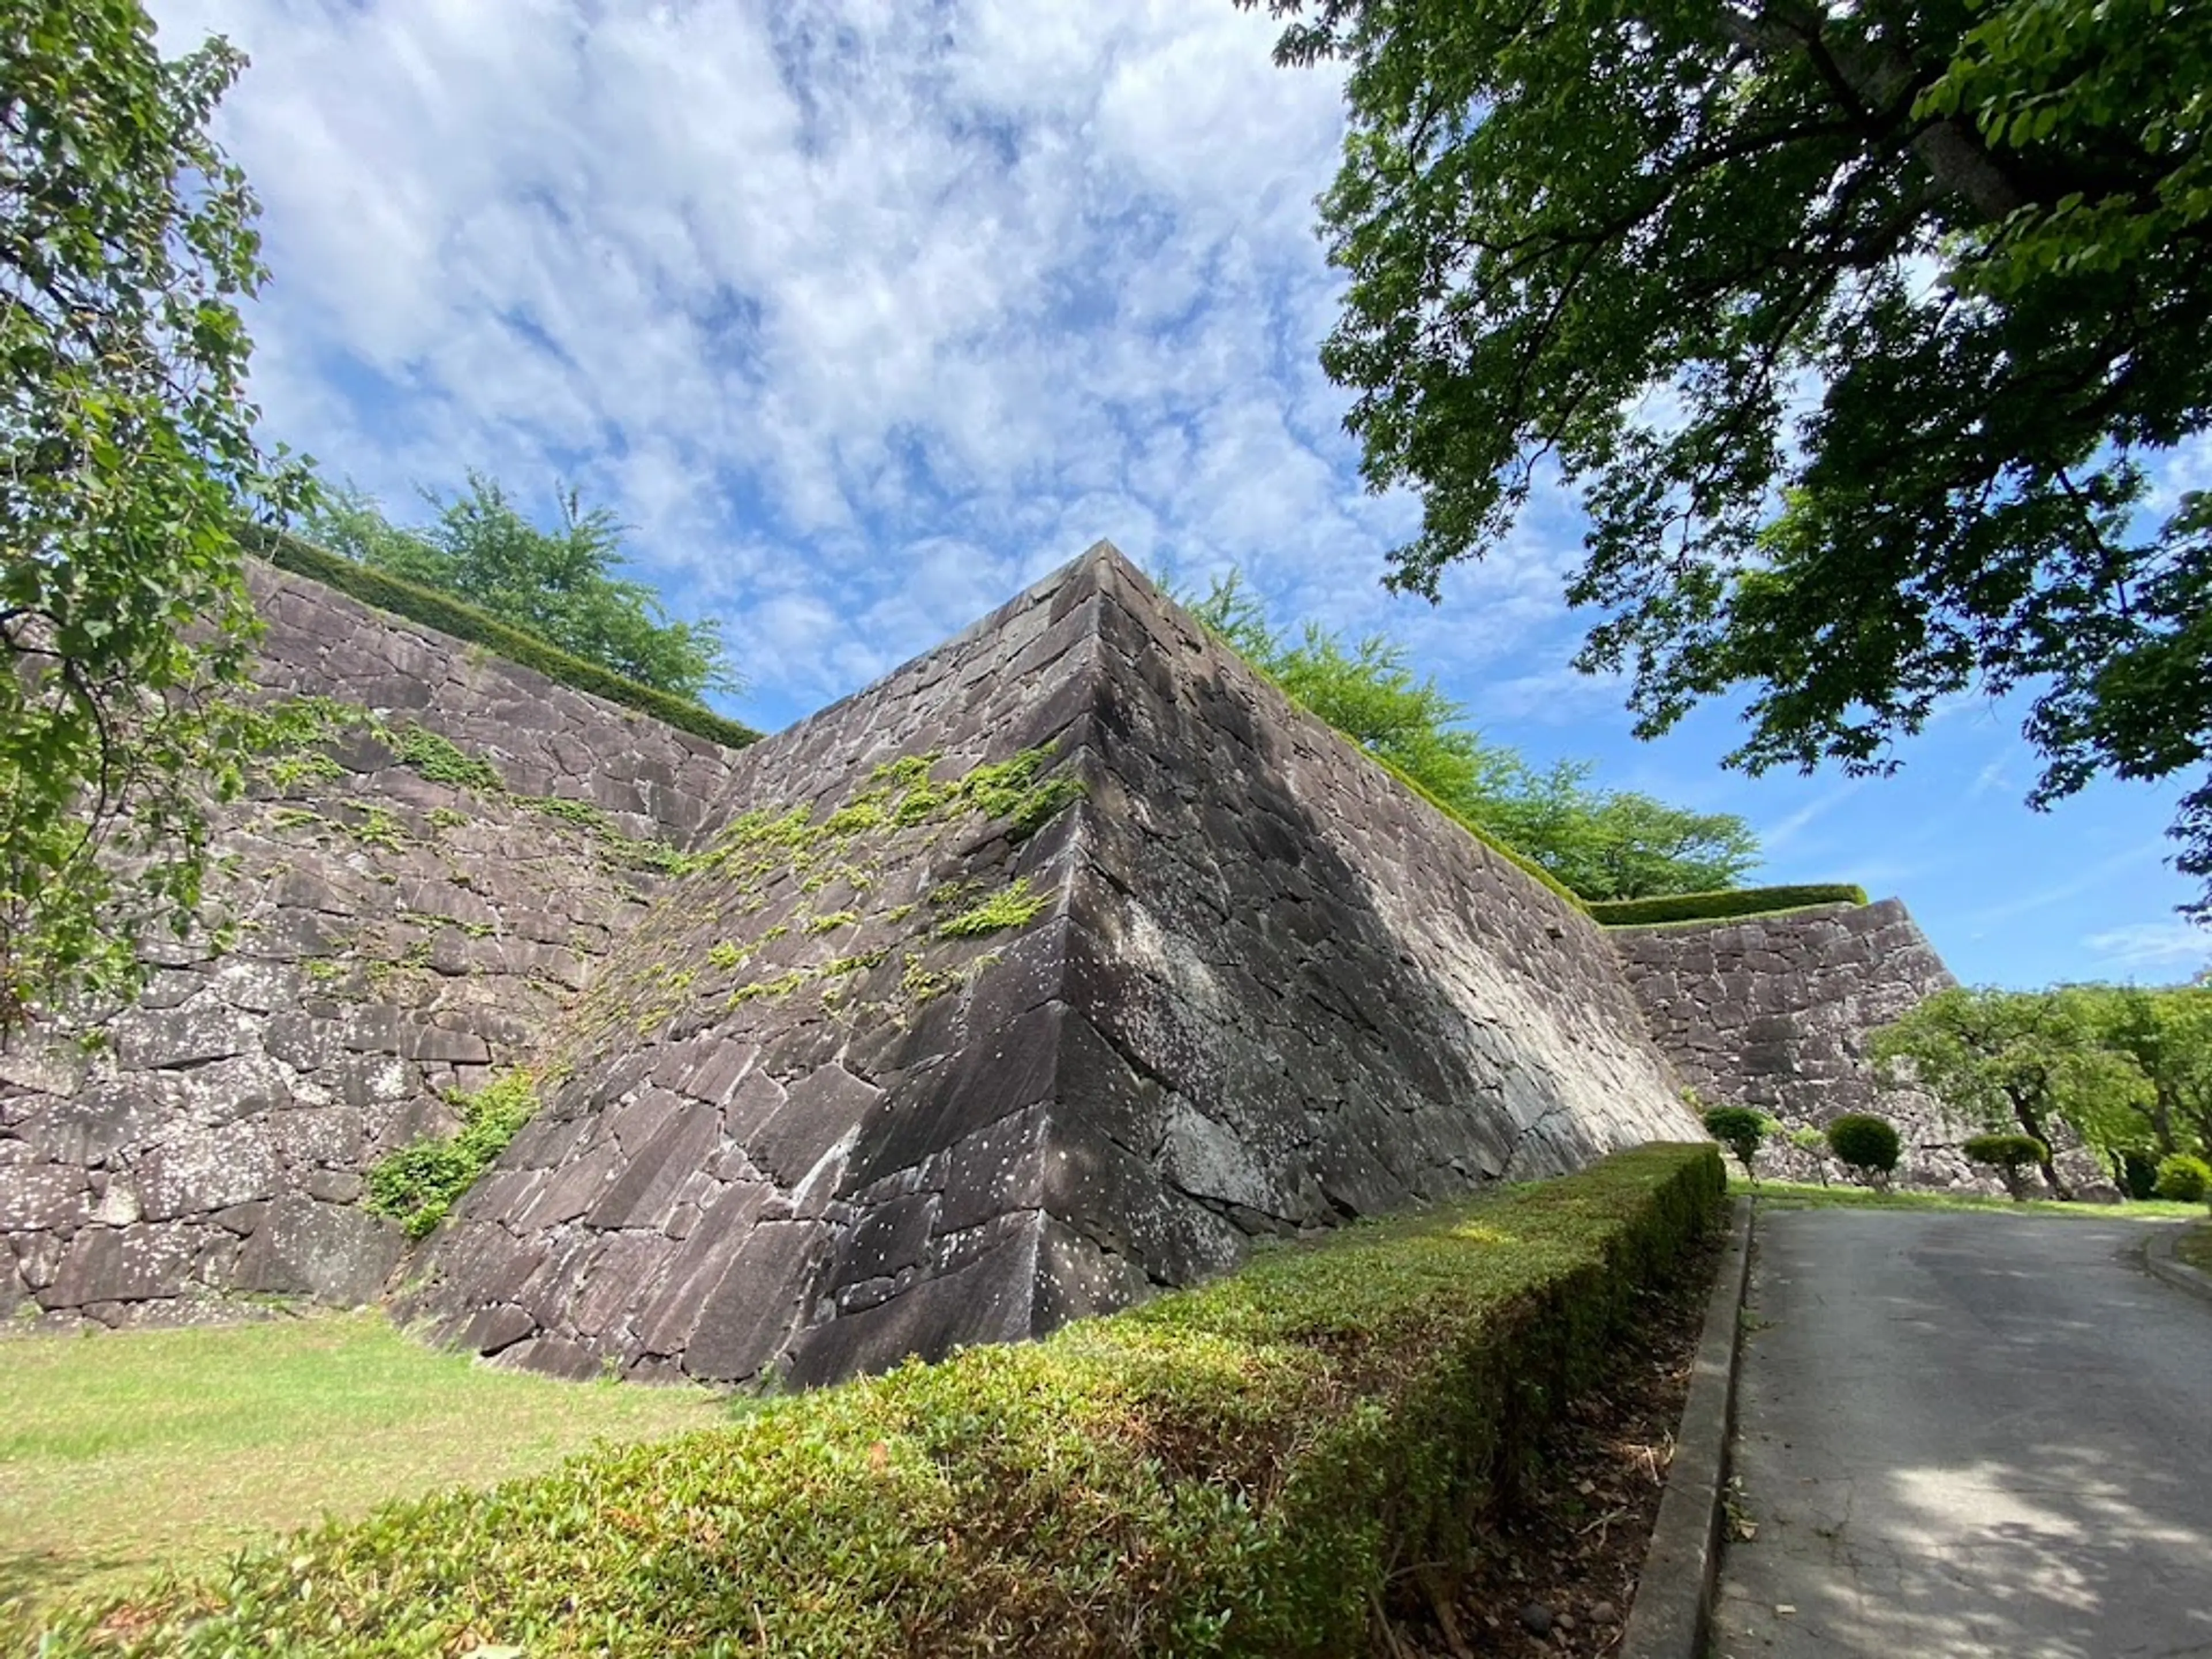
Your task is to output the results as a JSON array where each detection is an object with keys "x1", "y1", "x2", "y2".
[{"x1": 1714, "y1": 1209, "x2": 2212, "y2": 1659}]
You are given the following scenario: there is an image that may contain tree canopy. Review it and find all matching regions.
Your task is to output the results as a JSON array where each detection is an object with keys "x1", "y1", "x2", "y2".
[
  {"x1": 1, "y1": 0, "x2": 310, "y2": 1033},
  {"x1": 1872, "y1": 982, "x2": 2210, "y2": 1194},
  {"x1": 302, "y1": 474, "x2": 737, "y2": 704},
  {"x1": 1249, "y1": 0, "x2": 2212, "y2": 912},
  {"x1": 1183, "y1": 572, "x2": 1760, "y2": 899}
]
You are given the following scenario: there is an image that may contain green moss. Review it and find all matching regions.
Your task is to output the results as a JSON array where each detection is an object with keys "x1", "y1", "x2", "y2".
[
  {"x1": 728, "y1": 970, "x2": 809, "y2": 1007},
  {"x1": 524, "y1": 795, "x2": 612, "y2": 832},
  {"x1": 263, "y1": 806, "x2": 323, "y2": 834},
  {"x1": 706, "y1": 942, "x2": 750, "y2": 971},
  {"x1": 389, "y1": 725, "x2": 505, "y2": 793},
  {"x1": 804, "y1": 910, "x2": 861, "y2": 935},
  {"x1": 28, "y1": 1146, "x2": 1723, "y2": 1659},
  {"x1": 264, "y1": 752, "x2": 347, "y2": 790},
  {"x1": 339, "y1": 802, "x2": 409, "y2": 853},
  {"x1": 363, "y1": 1071, "x2": 539, "y2": 1241},
  {"x1": 936, "y1": 877, "x2": 1052, "y2": 940},
  {"x1": 427, "y1": 806, "x2": 471, "y2": 832}
]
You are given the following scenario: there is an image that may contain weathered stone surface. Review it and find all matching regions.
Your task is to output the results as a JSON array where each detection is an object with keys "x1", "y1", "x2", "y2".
[
  {"x1": 233, "y1": 1196, "x2": 405, "y2": 1305},
  {"x1": 0, "y1": 558, "x2": 741, "y2": 1320},
  {"x1": 402, "y1": 544, "x2": 1702, "y2": 1387},
  {"x1": 1611, "y1": 902, "x2": 1975, "y2": 1188}
]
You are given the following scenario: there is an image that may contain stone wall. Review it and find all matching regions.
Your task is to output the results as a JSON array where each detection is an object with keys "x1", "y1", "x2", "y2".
[
  {"x1": 247, "y1": 562, "x2": 745, "y2": 846},
  {"x1": 0, "y1": 563, "x2": 754, "y2": 1326},
  {"x1": 1609, "y1": 901, "x2": 1977, "y2": 1187},
  {"x1": 406, "y1": 545, "x2": 1703, "y2": 1387}
]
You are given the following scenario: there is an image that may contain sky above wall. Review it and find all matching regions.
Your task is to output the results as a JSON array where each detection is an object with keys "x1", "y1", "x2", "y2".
[{"x1": 151, "y1": 0, "x2": 2209, "y2": 991}]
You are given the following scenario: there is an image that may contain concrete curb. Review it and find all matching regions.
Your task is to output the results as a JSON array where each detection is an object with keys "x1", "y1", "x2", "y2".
[
  {"x1": 2143, "y1": 1225, "x2": 2212, "y2": 1308},
  {"x1": 1619, "y1": 1194, "x2": 1753, "y2": 1659}
]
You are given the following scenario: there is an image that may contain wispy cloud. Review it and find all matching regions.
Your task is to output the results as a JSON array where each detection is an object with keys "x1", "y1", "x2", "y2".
[
  {"x1": 2082, "y1": 921, "x2": 2210, "y2": 979},
  {"x1": 146, "y1": 0, "x2": 2207, "y2": 992}
]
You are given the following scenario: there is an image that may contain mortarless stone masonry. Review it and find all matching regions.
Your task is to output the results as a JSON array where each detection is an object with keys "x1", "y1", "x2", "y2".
[
  {"x1": 402, "y1": 546, "x2": 1703, "y2": 1384},
  {"x1": 1611, "y1": 900, "x2": 1982, "y2": 1188},
  {"x1": 0, "y1": 540, "x2": 1975, "y2": 1368}
]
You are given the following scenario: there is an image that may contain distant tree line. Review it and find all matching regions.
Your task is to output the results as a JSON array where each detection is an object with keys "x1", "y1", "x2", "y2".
[{"x1": 1183, "y1": 573, "x2": 1760, "y2": 902}]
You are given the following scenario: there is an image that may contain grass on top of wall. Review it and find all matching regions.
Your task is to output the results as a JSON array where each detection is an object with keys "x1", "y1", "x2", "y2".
[
  {"x1": 18, "y1": 1144, "x2": 1725, "y2": 1659},
  {"x1": 242, "y1": 525, "x2": 761, "y2": 752},
  {"x1": 1588, "y1": 884, "x2": 1872, "y2": 928}
]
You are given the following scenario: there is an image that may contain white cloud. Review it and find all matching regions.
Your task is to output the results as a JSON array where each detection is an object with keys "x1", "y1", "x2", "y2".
[{"x1": 2082, "y1": 921, "x2": 2212, "y2": 978}]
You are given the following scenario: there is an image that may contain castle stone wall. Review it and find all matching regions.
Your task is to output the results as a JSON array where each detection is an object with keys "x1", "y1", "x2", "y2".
[
  {"x1": 1609, "y1": 900, "x2": 1979, "y2": 1187},
  {"x1": 0, "y1": 563, "x2": 753, "y2": 1325},
  {"x1": 407, "y1": 546, "x2": 1703, "y2": 1388}
]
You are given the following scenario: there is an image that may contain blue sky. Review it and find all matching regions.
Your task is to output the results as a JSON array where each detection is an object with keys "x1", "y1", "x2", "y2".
[{"x1": 154, "y1": 0, "x2": 2209, "y2": 991}]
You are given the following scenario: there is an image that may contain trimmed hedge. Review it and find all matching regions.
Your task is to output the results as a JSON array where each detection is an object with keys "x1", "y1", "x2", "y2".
[
  {"x1": 1588, "y1": 882, "x2": 1872, "y2": 928},
  {"x1": 24, "y1": 1145, "x2": 1725, "y2": 1658},
  {"x1": 240, "y1": 525, "x2": 762, "y2": 752}
]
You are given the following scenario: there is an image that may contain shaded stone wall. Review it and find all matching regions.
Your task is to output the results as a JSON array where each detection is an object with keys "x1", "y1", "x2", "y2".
[
  {"x1": 1609, "y1": 901, "x2": 1980, "y2": 1187},
  {"x1": 247, "y1": 562, "x2": 745, "y2": 845},
  {"x1": 0, "y1": 565, "x2": 754, "y2": 1326},
  {"x1": 408, "y1": 546, "x2": 1703, "y2": 1388}
]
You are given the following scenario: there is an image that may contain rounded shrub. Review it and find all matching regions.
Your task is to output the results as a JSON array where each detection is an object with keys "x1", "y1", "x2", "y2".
[
  {"x1": 2153, "y1": 1153, "x2": 2212, "y2": 1204},
  {"x1": 1826, "y1": 1113, "x2": 1902, "y2": 1186},
  {"x1": 1700, "y1": 1104, "x2": 1774, "y2": 1180},
  {"x1": 1961, "y1": 1132, "x2": 2047, "y2": 1200}
]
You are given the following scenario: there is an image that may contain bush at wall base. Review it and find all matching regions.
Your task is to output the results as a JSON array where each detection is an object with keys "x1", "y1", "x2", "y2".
[
  {"x1": 1826, "y1": 1114, "x2": 1902, "y2": 1189},
  {"x1": 2154, "y1": 1153, "x2": 2212, "y2": 1205},
  {"x1": 1961, "y1": 1132, "x2": 2048, "y2": 1202},
  {"x1": 1700, "y1": 1103, "x2": 1775, "y2": 1181}
]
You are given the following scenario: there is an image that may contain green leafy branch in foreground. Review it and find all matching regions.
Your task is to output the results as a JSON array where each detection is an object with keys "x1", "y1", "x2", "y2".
[
  {"x1": 363, "y1": 1070, "x2": 539, "y2": 1240},
  {"x1": 1179, "y1": 572, "x2": 1759, "y2": 903},
  {"x1": 22, "y1": 1144, "x2": 1723, "y2": 1658}
]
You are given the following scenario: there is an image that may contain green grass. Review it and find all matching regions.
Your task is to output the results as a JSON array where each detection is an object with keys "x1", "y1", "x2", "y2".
[
  {"x1": 2176, "y1": 1222, "x2": 2212, "y2": 1273},
  {"x1": 1734, "y1": 1175, "x2": 2206, "y2": 1219},
  {"x1": 0, "y1": 1311, "x2": 721, "y2": 1613},
  {"x1": 17, "y1": 1145, "x2": 1723, "y2": 1658}
]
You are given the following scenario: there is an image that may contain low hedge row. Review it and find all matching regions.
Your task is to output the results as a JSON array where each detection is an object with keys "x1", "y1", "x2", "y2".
[
  {"x1": 28, "y1": 1143, "x2": 1725, "y2": 1658},
  {"x1": 1588, "y1": 882, "x2": 1871, "y2": 928},
  {"x1": 240, "y1": 524, "x2": 762, "y2": 752}
]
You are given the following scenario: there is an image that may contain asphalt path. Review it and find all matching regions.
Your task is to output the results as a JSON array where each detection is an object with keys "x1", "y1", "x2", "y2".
[{"x1": 1714, "y1": 1207, "x2": 2212, "y2": 1659}]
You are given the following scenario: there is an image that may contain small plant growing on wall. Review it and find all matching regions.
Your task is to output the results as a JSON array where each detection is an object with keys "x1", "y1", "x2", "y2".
[
  {"x1": 1961, "y1": 1132, "x2": 2048, "y2": 1201},
  {"x1": 1698, "y1": 1100, "x2": 1775, "y2": 1184},
  {"x1": 1827, "y1": 1113, "x2": 1902, "y2": 1190}
]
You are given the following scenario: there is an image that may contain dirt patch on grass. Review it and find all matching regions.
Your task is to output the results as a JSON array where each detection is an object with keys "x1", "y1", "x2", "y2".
[{"x1": 1378, "y1": 1232, "x2": 1722, "y2": 1659}]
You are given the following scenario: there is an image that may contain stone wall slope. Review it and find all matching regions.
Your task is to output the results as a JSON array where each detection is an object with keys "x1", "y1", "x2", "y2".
[
  {"x1": 407, "y1": 544, "x2": 1705, "y2": 1387},
  {"x1": 0, "y1": 563, "x2": 750, "y2": 1325},
  {"x1": 1610, "y1": 900, "x2": 1976, "y2": 1187}
]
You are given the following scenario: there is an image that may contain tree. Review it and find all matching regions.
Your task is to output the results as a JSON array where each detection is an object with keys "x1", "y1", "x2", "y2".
[
  {"x1": 1467, "y1": 758, "x2": 1760, "y2": 900},
  {"x1": 1826, "y1": 1113, "x2": 1902, "y2": 1188},
  {"x1": 1, "y1": 1, "x2": 311, "y2": 1035},
  {"x1": 302, "y1": 474, "x2": 736, "y2": 703},
  {"x1": 1700, "y1": 1101, "x2": 1775, "y2": 1181},
  {"x1": 2070, "y1": 983, "x2": 2212, "y2": 1158},
  {"x1": 1960, "y1": 1131, "x2": 2047, "y2": 1200},
  {"x1": 1870, "y1": 986, "x2": 2156, "y2": 1195},
  {"x1": 1181, "y1": 572, "x2": 1760, "y2": 898},
  {"x1": 1246, "y1": 0, "x2": 2212, "y2": 911}
]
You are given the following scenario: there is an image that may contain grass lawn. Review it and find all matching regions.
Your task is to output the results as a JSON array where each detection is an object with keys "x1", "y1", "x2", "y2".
[
  {"x1": 2177, "y1": 1222, "x2": 2212, "y2": 1274},
  {"x1": 0, "y1": 1309, "x2": 723, "y2": 1612},
  {"x1": 1730, "y1": 1175, "x2": 2206, "y2": 1221}
]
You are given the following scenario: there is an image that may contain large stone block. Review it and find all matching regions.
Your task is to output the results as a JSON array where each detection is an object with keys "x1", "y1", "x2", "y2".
[{"x1": 402, "y1": 544, "x2": 1700, "y2": 1388}]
